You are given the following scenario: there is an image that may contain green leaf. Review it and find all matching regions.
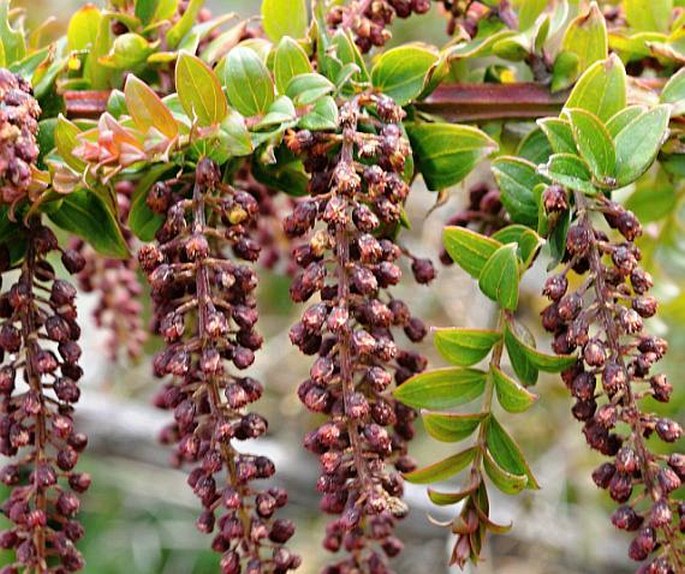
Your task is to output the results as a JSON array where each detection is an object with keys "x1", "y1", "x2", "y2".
[
  {"x1": 67, "y1": 4, "x2": 101, "y2": 52},
  {"x1": 100, "y1": 33, "x2": 154, "y2": 69},
  {"x1": 491, "y1": 225, "x2": 543, "y2": 267},
  {"x1": 0, "y1": 0, "x2": 25, "y2": 64},
  {"x1": 128, "y1": 164, "x2": 176, "y2": 242},
  {"x1": 299, "y1": 95, "x2": 338, "y2": 130},
  {"x1": 124, "y1": 75, "x2": 178, "y2": 139},
  {"x1": 551, "y1": 50, "x2": 580, "y2": 93},
  {"x1": 518, "y1": 0, "x2": 547, "y2": 30},
  {"x1": 434, "y1": 328, "x2": 501, "y2": 367},
  {"x1": 538, "y1": 153, "x2": 596, "y2": 195},
  {"x1": 330, "y1": 29, "x2": 369, "y2": 84},
  {"x1": 503, "y1": 321, "x2": 539, "y2": 386},
  {"x1": 256, "y1": 96, "x2": 297, "y2": 129},
  {"x1": 491, "y1": 157, "x2": 543, "y2": 226},
  {"x1": 427, "y1": 484, "x2": 476, "y2": 506},
  {"x1": 486, "y1": 416, "x2": 539, "y2": 489},
  {"x1": 221, "y1": 46, "x2": 275, "y2": 117},
  {"x1": 87, "y1": 15, "x2": 112, "y2": 89},
  {"x1": 614, "y1": 105, "x2": 671, "y2": 187},
  {"x1": 661, "y1": 68, "x2": 685, "y2": 115},
  {"x1": 371, "y1": 45, "x2": 438, "y2": 105},
  {"x1": 442, "y1": 226, "x2": 501, "y2": 279},
  {"x1": 251, "y1": 146, "x2": 309, "y2": 196},
  {"x1": 285, "y1": 72, "x2": 334, "y2": 106},
  {"x1": 564, "y1": 55, "x2": 626, "y2": 123},
  {"x1": 273, "y1": 36, "x2": 312, "y2": 94},
  {"x1": 218, "y1": 111, "x2": 253, "y2": 156},
  {"x1": 404, "y1": 447, "x2": 477, "y2": 484},
  {"x1": 561, "y1": 3, "x2": 607, "y2": 75},
  {"x1": 407, "y1": 123, "x2": 498, "y2": 191},
  {"x1": 49, "y1": 189, "x2": 129, "y2": 258},
  {"x1": 422, "y1": 412, "x2": 488, "y2": 443},
  {"x1": 262, "y1": 0, "x2": 308, "y2": 42},
  {"x1": 478, "y1": 244, "x2": 520, "y2": 311},
  {"x1": 504, "y1": 321, "x2": 577, "y2": 373},
  {"x1": 537, "y1": 118, "x2": 576, "y2": 154},
  {"x1": 516, "y1": 127, "x2": 553, "y2": 165},
  {"x1": 393, "y1": 368, "x2": 487, "y2": 410},
  {"x1": 483, "y1": 448, "x2": 528, "y2": 494},
  {"x1": 166, "y1": 0, "x2": 203, "y2": 49},
  {"x1": 176, "y1": 52, "x2": 228, "y2": 126},
  {"x1": 491, "y1": 366, "x2": 538, "y2": 413},
  {"x1": 625, "y1": 0, "x2": 672, "y2": 32},
  {"x1": 54, "y1": 116, "x2": 85, "y2": 173},
  {"x1": 605, "y1": 105, "x2": 647, "y2": 138},
  {"x1": 625, "y1": 173, "x2": 676, "y2": 223},
  {"x1": 565, "y1": 108, "x2": 616, "y2": 183}
]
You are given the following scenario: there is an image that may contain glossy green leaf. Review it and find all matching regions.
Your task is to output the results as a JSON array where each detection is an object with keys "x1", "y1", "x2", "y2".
[
  {"x1": 66, "y1": 4, "x2": 101, "y2": 52},
  {"x1": 285, "y1": 72, "x2": 335, "y2": 106},
  {"x1": 478, "y1": 244, "x2": 519, "y2": 311},
  {"x1": 491, "y1": 225, "x2": 543, "y2": 267},
  {"x1": 491, "y1": 157, "x2": 543, "y2": 226},
  {"x1": 566, "y1": 108, "x2": 616, "y2": 183},
  {"x1": 605, "y1": 106, "x2": 647, "y2": 138},
  {"x1": 485, "y1": 416, "x2": 539, "y2": 489},
  {"x1": 256, "y1": 96, "x2": 297, "y2": 129},
  {"x1": 55, "y1": 116, "x2": 85, "y2": 173},
  {"x1": 442, "y1": 226, "x2": 501, "y2": 279},
  {"x1": 614, "y1": 105, "x2": 671, "y2": 187},
  {"x1": 166, "y1": 0, "x2": 203, "y2": 48},
  {"x1": 538, "y1": 153, "x2": 596, "y2": 195},
  {"x1": 124, "y1": 75, "x2": 178, "y2": 139},
  {"x1": 128, "y1": 164, "x2": 176, "y2": 242},
  {"x1": 516, "y1": 127, "x2": 553, "y2": 165},
  {"x1": 561, "y1": 3, "x2": 607, "y2": 75},
  {"x1": 537, "y1": 118, "x2": 576, "y2": 154},
  {"x1": 625, "y1": 0, "x2": 672, "y2": 32},
  {"x1": 491, "y1": 365, "x2": 538, "y2": 413},
  {"x1": 273, "y1": 36, "x2": 312, "y2": 94},
  {"x1": 371, "y1": 45, "x2": 438, "y2": 105},
  {"x1": 564, "y1": 55, "x2": 627, "y2": 123},
  {"x1": 504, "y1": 321, "x2": 577, "y2": 373},
  {"x1": 0, "y1": 0, "x2": 25, "y2": 64},
  {"x1": 434, "y1": 328, "x2": 501, "y2": 367},
  {"x1": 100, "y1": 33, "x2": 155, "y2": 69},
  {"x1": 407, "y1": 123, "x2": 498, "y2": 191},
  {"x1": 330, "y1": 29, "x2": 369, "y2": 84},
  {"x1": 222, "y1": 46, "x2": 275, "y2": 116},
  {"x1": 262, "y1": 0, "x2": 308, "y2": 42},
  {"x1": 503, "y1": 321, "x2": 539, "y2": 386},
  {"x1": 404, "y1": 447, "x2": 477, "y2": 484},
  {"x1": 483, "y1": 448, "x2": 528, "y2": 494},
  {"x1": 518, "y1": 0, "x2": 547, "y2": 30},
  {"x1": 49, "y1": 188, "x2": 128, "y2": 258},
  {"x1": 299, "y1": 95, "x2": 338, "y2": 130},
  {"x1": 393, "y1": 368, "x2": 487, "y2": 410},
  {"x1": 176, "y1": 52, "x2": 228, "y2": 126},
  {"x1": 218, "y1": 111, "x2": 253, "y2": 156},
  {"x1": 422, "y1": 411, "x2": 488, "y2": 443},
  {"x1": 551, "y1": 50, "x2": 580, "y2": 93},
  {"x1": 87, "y1": 15, "x2": 112, "y2": 89},
  {"x1": 660, "y1": 68, "x2": 685, "y2": 115}
]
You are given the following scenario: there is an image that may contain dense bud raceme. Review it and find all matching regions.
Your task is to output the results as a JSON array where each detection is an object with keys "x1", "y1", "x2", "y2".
[
  {"x1": 544, "y1": 191, "x2": 684, "y2": 572},
  {"x1": 284, "y1": 92, "x2": 435, "y2": 573},
  {"x1": 140, "y1": 159, "x2": 299, "y2": 573}
]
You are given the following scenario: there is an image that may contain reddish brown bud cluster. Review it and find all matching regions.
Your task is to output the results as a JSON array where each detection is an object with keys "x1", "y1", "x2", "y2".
[
  {"x1": 0, "y1": 69, "x2": 41, "y2": 205},
  {"x1": 0, "y1": 221, "x2": 89, "y2": 573},
  {"x1": 140, "y1": 159, "x2": 298, "y2": 573},
  {"x1": 285, "y1": 93, "x2": 434, "y2": 573},
  {"x1": 543, "y1": 194, "x2": 683, "y2": 572}
]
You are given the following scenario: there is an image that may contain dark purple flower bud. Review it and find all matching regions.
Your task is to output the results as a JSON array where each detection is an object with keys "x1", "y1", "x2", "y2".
[{"x1": 611, "y1": 505, "x2": 643, "y2": 531}]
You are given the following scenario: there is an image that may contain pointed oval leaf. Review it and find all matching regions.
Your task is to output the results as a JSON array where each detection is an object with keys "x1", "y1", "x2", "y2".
[
  {"x1": 491, "y1": 365, "x2": 538, "y2": 413},
  {"x1": 393, "y1": 368, "x2": 487, "y2": 410},
  {"x1": 537, "y1": 118, "x2": 577, "y2": 154},
  {"x1": 427, "y1": 474, "x2": 480, "y2": 506},
  {"x1": 422, "y1": 411, "x2": 488, "y2": 443},
  {"x1": 371, "y1": 45, "x2": 438, "y2": 105},
  {"x1": 442, "y1": 226, "x2": 501, "y2": 279},
  {"x1": 504, "y1": 321, "x2": 576, "y2": 373},
  {"x1": 298, "y1": 95, "x2": 339, "y2": 131},
  {"x1": 176, "y1": 52, "x2": 228, "y2": 126},
  {"x1": 485, "y1": 416, "x2": 539, "y2": 489},
  {"x1": 166, "y1": 0, "x2": 202, "y2": 48},
  {"x1": 491, "y1": 225, "x2": 543, "y2": 268},
  {"x1": 262, "y1": 0, "x2": 308, "y2": 42},
  {"x1": 274, "y1": 36, "x2": 312, "y2": 94},
  {"x1": 565, "y1": 108, "x2": 616, "y2": 183},
  {"x1": 538, "y1": 153, "x2": 596, "y2": 195},
  {"x1": 503, "y1": 321, "x2": 539, "y2": 386},
  {"x1": 614, "y1": 105, "x2": 670, "y2": 187},
  {"x1": 434, "y1": 328, "x2": 501, "y2": 367},
  {"x1": 482, "y1": 449, "x2": 528, "y2": 495},
  {"x1": 285, "y1": 72, "x2": 335, "y2": 106},
  {"x1": 407, "y1": 123, "x2": 498, "y2": 191},
  {"x1": 606, "y1": 105, "x2": 647, "y2": 138},
  {"x1": 55, "y1": 116, "x2": 85, "y2": 172},
  {"x1": 124, "y1": 75, "x2": 178, "y2": 139},
  {"x1": 491, "y1": 157, "x2": 544, "y2": 226},
  {"x1": 660, "y1": 68, "x2": 685, "y2": 115},
  {"x1": 67, "y1": 4, "x2": 101, "y2": 52},
  {"x1": 516, "y1": 127, "x2": 553, "y2": 165},
  {"x1": 561, "y1": 3, "x2": 608, "y2": 74},
  {"x1": 478, "y1": 244, "x2": 519, "y2": 311},
  {"x1": 404, "y1": 447, "x2": 477, "y2": 484},
  {"x1": 222, "y1": 46, "x2": 275, "y2": 116},
  {"x1": 564, "y1": 55, "x2": 626, "y2": 123}
]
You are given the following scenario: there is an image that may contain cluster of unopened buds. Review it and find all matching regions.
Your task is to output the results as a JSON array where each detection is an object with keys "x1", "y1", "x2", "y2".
[
  {"x1": 0, "y1": 221, "x2": 90, "y2": 573},
  {"x1": 284, "y1": 92, "x2": 435, "y2": 573},
  {"x1": 138, "y1": 158, "x2": 299, "y2": 573},
  {"x1": 540, "y1": 185, "x2": 684, "y2": 573}
]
